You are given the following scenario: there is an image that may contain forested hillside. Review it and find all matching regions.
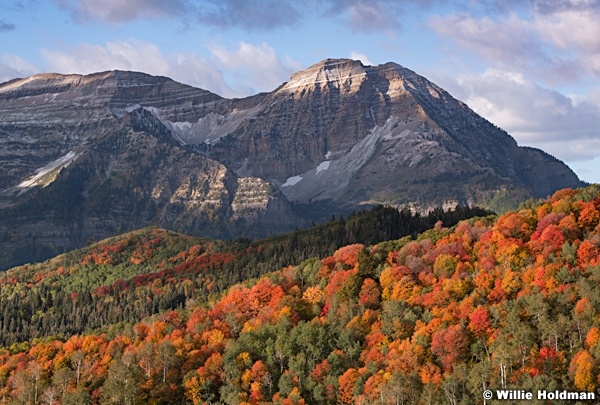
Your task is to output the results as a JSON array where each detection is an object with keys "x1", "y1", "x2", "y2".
[
  {"x1": 0, "y1": 205, "x2": 488, "y2": 346},
  {"x1": 1, "y1": 186, "x2": 599, "y2": 404}
]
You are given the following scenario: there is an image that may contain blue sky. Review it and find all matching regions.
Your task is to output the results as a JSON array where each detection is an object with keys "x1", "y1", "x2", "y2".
[{"x1": 1, "y1": 0, "x2": 599, "y2": 183}]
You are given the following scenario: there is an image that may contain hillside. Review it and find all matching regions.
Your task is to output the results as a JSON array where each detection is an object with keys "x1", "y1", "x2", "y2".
[
  {"x1": 0, "y1": 60, "x2": 585, "y2": 270},
  {"x1": 0, "y1": 204, "x2": 488, "y2": 346},
  {"x1": 0, "y1": 186, "x2": 599, "y2": 403}
]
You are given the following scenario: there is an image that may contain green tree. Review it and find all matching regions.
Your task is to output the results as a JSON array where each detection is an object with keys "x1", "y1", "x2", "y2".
[
  {"x1": 101, "y1": 359, "x2": 143, "y2": 404},
  {"x1": 156, "y1": 340, "x2": 176, "y2": 383},
  {"x1": 52, "y1": 367, "x2": 73, "y2": 399},
  {"x1": 62, "y1": 386, "x2": 91, "y2": 405}
]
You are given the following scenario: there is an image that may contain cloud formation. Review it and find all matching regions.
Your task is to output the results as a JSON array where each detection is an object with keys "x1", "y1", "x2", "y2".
[
  {"x1": 40, "y1": 39, "x2": 234, "y2": 96},
  {"x1": 533, "y1": 7, "x2": 600, "y2": 77},
  {"x1": 52, "y1": 0, "x2": 433, "y2": 31},
  {"x1": 55, "y1": 0, "x2": 187, "y2": 23},
  {"x1": 0, "y1": 54, "x2": 37, "y2": 83},
  {"x1": 429, "y1": 2, "x2": 600, "y2": 82},
  {"x1": 210, "y1": 42, "x2": 299, "y2": 92},
  {"x1": 427, "y1": 0, "x2": 600, "y2": 169},
  {"x1": 55, "y1": 0, "x2": 305, "y2": 28},
  {"x1": 0, "y1": 19, "x2": 16, "y2": 32},
  {"x1": 39, "y1": 39, "x2": 297, "y2": 98},
  {"x1": 430, "y1": 15, "x2": 536, "y2": 64},
  {"x1": 49, "y1": 0, "x2": 600, "y2": 42},
  {"x1": 349, "y1": 51, "x2": 372, "y2": 66},
  {"x1": 41, "y1": 40, "x2": 170, "y2": 75},
  {"x1": 443, "y1": 68, "x2": 600, "y2": 162},
  {"x1": 342, "y1": 1, "x2": 400, "y2": 32},
  {"x1": 194, "y1": 0, "x2": 304, "y2": 30}
]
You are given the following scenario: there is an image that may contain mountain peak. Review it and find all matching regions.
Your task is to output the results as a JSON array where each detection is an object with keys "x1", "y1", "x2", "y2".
[
  {"x1": 0, "y1": 72, "x2": 84, "y2": 94},
  {"x1": 281, "y1": 59, "x2": 420, "y2": 94},
  {"x1": 0, "y1": 70, "x2": 186, "y2": 97},
  {"x1": 312, "y1": 58, "x2": 366, "y2": 68},
  {"x1": 282, "y1": 58, "x2": 370, "y2": 92}
]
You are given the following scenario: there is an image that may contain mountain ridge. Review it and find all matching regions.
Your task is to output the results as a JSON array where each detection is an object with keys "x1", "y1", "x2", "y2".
[
  {"x1": 0, "y1": 58, "x2": 586, "y2": 269},
  {"x1": 202, "y1": 58, "x2": 584, "y2": 206}
]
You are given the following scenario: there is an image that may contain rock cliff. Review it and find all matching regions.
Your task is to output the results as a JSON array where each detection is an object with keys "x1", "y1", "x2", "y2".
[
  {"x1": 0, "y1": 60, "x2": 586, "y2": 268},
  {"x1": 0, "y1": 72, "x2": 300, "y2": 269}
]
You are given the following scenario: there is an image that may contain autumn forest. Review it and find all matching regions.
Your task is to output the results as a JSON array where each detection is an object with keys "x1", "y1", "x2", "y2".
[{"x1": 1, "y1": 186, "x2": 600, "y2": 404}]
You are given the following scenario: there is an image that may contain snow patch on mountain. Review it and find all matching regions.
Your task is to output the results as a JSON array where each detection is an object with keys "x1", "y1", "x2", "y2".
[
  {"x1": 316, "y1": 161, "x2": 330, "y2": 174},
  {"x1": 0, "y1": 151, "x2": 81, "y2": 199},
  {"x1": 133, "y1": 105, "x2": 264, "y2": 146},
  {"x1": 125, "y1": 104, "x2": 141, "y2": 113},
  {"x1": 280, "y1": 117, "x2": 398, "y2": 202},
  {"x1": 282, "y1": 175, "x2": 303, "y2": 187}
]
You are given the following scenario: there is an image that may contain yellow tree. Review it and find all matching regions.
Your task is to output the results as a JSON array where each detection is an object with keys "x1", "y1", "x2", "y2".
[{"x1": 570, "y1": 350, "x2": 596, "y2": 392}]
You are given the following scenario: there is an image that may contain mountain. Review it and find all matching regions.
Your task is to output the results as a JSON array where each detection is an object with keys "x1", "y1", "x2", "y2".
[
  {"x1": 162, "y1": 59, "x2": 585, "y2": 209},
  {"x1": 0, "y1": 72, "x2": 302, "y2": 270},
  {"x1": 0, "y1": 184, "x2": 599, "y2": 404},
  {"x1": 0, "y1": 60, "x2": 585, "y2": 269}
]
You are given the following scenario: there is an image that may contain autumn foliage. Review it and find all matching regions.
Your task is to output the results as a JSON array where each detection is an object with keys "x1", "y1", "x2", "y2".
[{"x1": 1, "y1": 185, "x2": 600, "y2": 404}]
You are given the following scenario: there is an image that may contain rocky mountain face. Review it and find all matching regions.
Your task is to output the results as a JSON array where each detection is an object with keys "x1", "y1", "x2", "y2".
[
  {"x1": 0, "y1": 72, "x2": 300, "y2": 269},
  {"x1": 200, "y1": 59, "x2": 584, "y2": 209},
  {"x1": 0, "y1": 59, "x2": 585, "y2": 269}
]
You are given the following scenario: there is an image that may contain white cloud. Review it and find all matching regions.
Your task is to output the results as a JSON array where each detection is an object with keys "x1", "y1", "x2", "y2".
[
  {"x1": 534, "y1": 8, "x2": 600, "y2": 53},
  {"x1": 0, "y1": 54, "x2": 38, "y2": 83},
  {"x1": 41, "y1": 40, "x2": 170, "y2": 75},
  {"x1": 38, "y1": 39, "x2": 297, "y2": 98},
  {"x1": 441, "y1": 68, "x2": 600, "y2": 162},
  {"x1": 169, "y1": 54, "x2": 241, "y2": 98},
  {"x1": 430, "y1": 14, "x2": 536, "y2": 63},
  {"x1": 40, "y1": 39, "x2": 243, "y2": 97},
  {"x1": 533, "y1": 8, "x2": 600, "y2": 76},
  {"x1": 209, "y1": 42, "x2": 299, "y2": 93},
  {"x1": 429, "y1": 5, "x2": 600, "y2": 82},
  {"x1": 427, "y1": 2, "x2": 600, "y2": 173},
  {"x1": 349, "y1": 51, "x2": 372, "y2": 66}
]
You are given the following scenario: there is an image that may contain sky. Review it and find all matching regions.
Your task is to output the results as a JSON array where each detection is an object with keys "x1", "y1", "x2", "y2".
[{"x1": 1, "y1": 0, "x2": 599, "y2": 183}]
